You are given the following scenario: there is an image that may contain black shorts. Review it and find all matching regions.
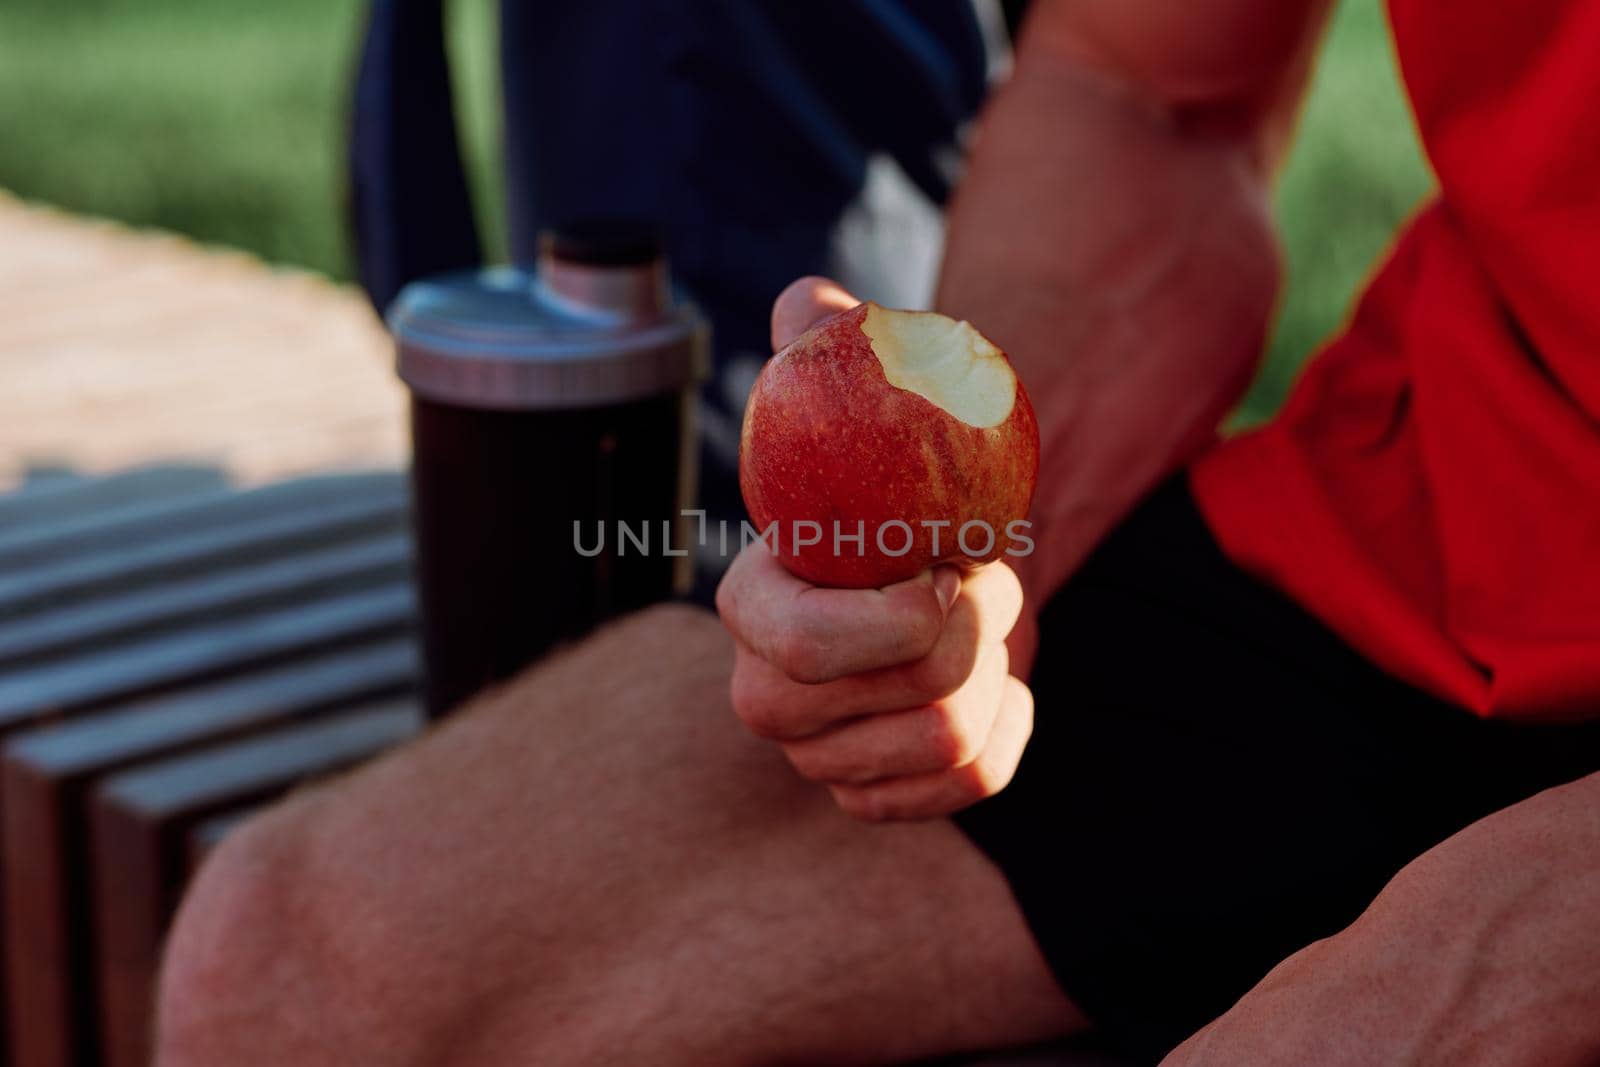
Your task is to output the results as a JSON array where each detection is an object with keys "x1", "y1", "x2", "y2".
[{"x1": 952, "y1": 473, "x2": 1600, "y2": 1064}]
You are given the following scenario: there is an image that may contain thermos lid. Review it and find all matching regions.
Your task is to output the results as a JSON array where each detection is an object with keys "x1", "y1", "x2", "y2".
[{"x1": 390, "y1": 227, "x2": 709, "y2": 410}]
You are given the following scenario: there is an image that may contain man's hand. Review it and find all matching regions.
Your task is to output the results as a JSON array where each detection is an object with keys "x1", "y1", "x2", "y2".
[
  {"x1": 715, "y1": 279, "x2": 1035, "y2": 822},
  {"x1": 717, "y1": 545, "x2": 1032, "y2": 822},
  {"x1": 1164, "y1": 771, "x2": 1600, "y2": 1066}
]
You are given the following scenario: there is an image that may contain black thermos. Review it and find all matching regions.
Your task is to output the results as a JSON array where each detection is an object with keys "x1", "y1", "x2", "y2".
[{"x1": 392, "y1": 227, "x2": 709, "y2": 718}]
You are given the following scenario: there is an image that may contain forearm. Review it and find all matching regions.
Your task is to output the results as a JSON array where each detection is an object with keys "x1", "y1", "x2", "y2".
[
  {"x1": 1359, "y1": 769, "x2": 1600, "y2": 1062},
  {"x1": 1168, "y1": 770, "x2": 1600, "y2": 1065},
  {"x1": 935, "y1": 11, "x2": 1318, "y2": 599}
]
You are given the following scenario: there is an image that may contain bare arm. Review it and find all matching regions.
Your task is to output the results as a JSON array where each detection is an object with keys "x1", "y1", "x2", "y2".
[
  {"x1": 1166, "y1": 769, "x2": 1600, "y2": 1064},
  {"x1": 721, "y1": 0, "x2": 1334, "y2": 819},
  {"x1": 937, "y1": 0, "x2": 1332, "y2": 608}
]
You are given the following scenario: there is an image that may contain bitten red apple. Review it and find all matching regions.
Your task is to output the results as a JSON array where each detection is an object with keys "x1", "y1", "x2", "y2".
[{"x1": 739, "y1": 301, "x2": 1039, "y2": 588}]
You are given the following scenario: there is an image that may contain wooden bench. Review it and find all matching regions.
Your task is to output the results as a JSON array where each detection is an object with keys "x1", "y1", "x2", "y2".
[{"x1": 0, "y1": 470, "x2": 422, "y2": 1067}]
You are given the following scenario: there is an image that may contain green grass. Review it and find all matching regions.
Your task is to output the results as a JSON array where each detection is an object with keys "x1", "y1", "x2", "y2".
[
  {"x1": 0, "y1": 0, "x2": 1431, "y2": 420},
  {"x1": 0, "y1": 0, "x2": 504, "y2": 278},
  {"x1": 1246, "y1": 0, "x2": 1435, "y2": 423}
]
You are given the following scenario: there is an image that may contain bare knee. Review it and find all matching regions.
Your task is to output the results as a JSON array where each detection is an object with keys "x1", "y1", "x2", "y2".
[
  {"x1": 155, "y1": 605, "x2": 884, "y2": 1066},
  {"x1": 154, "y1": 802, "x2": 426, "y2": 1066},
  {"x1": 157, "y1": 810, "x2": 299, "y2": 1063},
  {"x1": 153, "y1": 607, "x2": 736, "y2": 1066}
]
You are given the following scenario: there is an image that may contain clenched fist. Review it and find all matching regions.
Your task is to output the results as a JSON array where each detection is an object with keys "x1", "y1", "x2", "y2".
[{"x1": 715, "y1": 277, "x2": 1036, "y2": 822}]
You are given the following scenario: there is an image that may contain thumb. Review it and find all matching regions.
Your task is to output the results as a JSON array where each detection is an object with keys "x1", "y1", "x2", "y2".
[{"x1": 771, "y1": 276, "x2": 859, "y2": 352}]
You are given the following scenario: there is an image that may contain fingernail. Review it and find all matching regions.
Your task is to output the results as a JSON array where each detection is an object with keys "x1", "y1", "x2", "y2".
[{"x1": 933, "y1": 566, "x2": 961, "y2": 614}]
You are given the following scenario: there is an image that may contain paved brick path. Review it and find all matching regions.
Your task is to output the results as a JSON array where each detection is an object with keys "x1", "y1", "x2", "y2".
[{"x1": 0, "y1": 191, "x2": 407, "y2": 492}]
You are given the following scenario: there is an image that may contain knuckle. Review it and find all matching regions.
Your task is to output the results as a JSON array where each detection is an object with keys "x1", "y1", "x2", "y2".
[
  {"x1": 909, "y1": 641, "x2": 973, "y2": 700},
  {"x1": 738, "y1": 702, "x2": 787, "y2": 740},
  {"x1": 772, "y1": 624, "x2": 830, "y2": 684},
  {"x1": 712, "y1": 573, "x2": 738, "y2": 626},
  {"x1": 832, "y1": 786, "x2": 891, "y2": 823},
  {"x1": 781, "y1": 745, "x2": 825, "y2": 782},
  {"x1": 951, "y1": 766, "x2": 997, "y2": 805},
  {"x1": 922, "y1": 703, "x2": 983, "y2": 769},
  {"x1": 783, "y1": 743, "x2": 844, "y2": 784},
  {"x1": 729, "y1": 670, "x2": 786, "y2": 739},
  {"x1": 955, "y1": 751, "x2": 1018, "y2": 803}
]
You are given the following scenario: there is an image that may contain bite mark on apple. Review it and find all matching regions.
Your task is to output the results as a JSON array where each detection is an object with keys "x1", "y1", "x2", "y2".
[{"x1": 860, "y1": 303, "x2": 1017, "y2": 429}]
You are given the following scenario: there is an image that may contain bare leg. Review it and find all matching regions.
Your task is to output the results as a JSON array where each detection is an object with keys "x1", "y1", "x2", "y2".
[{"x1": 156, "y1": 604, "x2": 1082, "y2": 1066}]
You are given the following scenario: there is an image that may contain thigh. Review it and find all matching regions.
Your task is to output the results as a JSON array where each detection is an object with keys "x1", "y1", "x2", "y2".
[{"x1": 160, "y1": 603, "x2": 1079, "y2": 1067}]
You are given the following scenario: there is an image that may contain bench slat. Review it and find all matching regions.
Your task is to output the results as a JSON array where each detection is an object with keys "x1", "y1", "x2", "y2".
[
  {"x1": 2, "y1": 637, "x2": 417, "y2": 1067},
  {"x1": 0, "y1": 531, "x2": 410, "y2": 668}
]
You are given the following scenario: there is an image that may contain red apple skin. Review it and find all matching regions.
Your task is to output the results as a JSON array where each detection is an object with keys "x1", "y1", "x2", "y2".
[{"x1": 739, "y1": 302, "x2": 1040, "y2": 589}]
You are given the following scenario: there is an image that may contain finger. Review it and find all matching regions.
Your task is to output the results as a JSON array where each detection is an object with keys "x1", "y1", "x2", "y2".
[
  {"x1": 724, "y1": 562, "x2": 1022, "y2": 735},
  {"x1": 717, "y1": 545, "x2": 958, "y2": 684},
  {"x1": 780, "y1": 641, "x2": 1010, "y2": 783},
  {"x1": 728, "y1": 612, "x2": 973, "y2": 739},
  {"x1": 771, "y1": 276, "x2": 859, "y2": 351},
  {"x1": 829, "y1": 676, "x2": 1034, "y2": 821}
]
